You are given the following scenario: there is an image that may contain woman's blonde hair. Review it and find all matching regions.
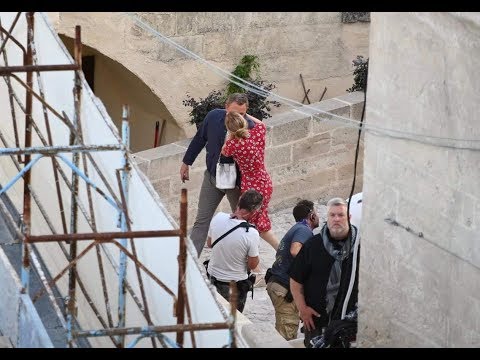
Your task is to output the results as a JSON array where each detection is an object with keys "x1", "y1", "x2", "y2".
[{"x1": 225, "y1": 111, "x2": 249, "y2": 139}]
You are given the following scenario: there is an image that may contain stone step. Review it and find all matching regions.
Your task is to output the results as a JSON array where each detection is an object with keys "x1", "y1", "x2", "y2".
[
  {"x1": 0, "y1": 336, "x2": 13, "y2": 348},
  {"x1": 287, "y1": 338, "x2": 305, "y2": 348}
]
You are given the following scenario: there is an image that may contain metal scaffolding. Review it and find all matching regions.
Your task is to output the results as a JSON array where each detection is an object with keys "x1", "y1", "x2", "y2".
[{"x1": 0, "y1": 12, "x2": 238, "y2": 348}]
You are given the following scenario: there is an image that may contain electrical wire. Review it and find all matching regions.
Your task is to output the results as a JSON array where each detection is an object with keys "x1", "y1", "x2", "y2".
[{"x1": 125, "y1": 12, "x2": 480, "y2": 151}]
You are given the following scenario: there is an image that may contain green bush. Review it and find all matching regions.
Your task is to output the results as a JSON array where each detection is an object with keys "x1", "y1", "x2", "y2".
[
  {"x1": 226, "y1": 55, "x2": 260, "y2": 95},
  {"x1": 183, "y1": 55, "x2": 280, "y2": 128},
  {"x1": 347, "y1": 55, "x2": 369, "y2": 93},
  {"x1": 183, "y1": 90, "x2": 224, "y2": 129}
]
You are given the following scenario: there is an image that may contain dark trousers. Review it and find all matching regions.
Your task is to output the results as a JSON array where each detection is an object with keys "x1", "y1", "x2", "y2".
[
  {"x1": 190, "y1": 170, "x2": 240, "y2": 256},
  {"x1": 211, "y1": 277, "x2": 249, "y2": 313}
]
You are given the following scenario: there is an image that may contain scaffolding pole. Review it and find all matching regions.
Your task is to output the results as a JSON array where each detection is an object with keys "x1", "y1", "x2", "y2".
[
  {"x1": 117, "y1": 105, "x2": 130, "y2": 347},
  {"x1": 20, "y1": 11, "x2": 34, "y2": 294},
  {"x1": 66, "y1": 25, "x2": 82, "y2": 347},
  {"x1": 0, "y1": 12, "x2": 238, "y2": 349}
]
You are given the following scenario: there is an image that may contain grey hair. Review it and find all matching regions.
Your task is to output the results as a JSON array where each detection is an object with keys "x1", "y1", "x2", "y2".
[{"x1": 326, "y1": 197, "x2": 348, "y2": 211}]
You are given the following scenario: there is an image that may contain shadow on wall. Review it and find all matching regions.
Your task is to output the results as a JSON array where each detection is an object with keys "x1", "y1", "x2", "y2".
[{"x1": 58, "y1": 34, "x2": 184, "y2": 153}]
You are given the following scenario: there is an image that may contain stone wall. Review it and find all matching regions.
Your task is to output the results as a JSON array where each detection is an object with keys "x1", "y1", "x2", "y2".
[
  {"x1": 133, "y1": 92, "x2": 364, "y2": 228},
  {"x1": 52, "y1": 12, "x2": 369, "y2": 144},
  {"x1": 341, "y1": 12, "x2": 371, "y2": 23},
  {"x1": 358, "y1": 13, "x2": 480, "y2": 347}
]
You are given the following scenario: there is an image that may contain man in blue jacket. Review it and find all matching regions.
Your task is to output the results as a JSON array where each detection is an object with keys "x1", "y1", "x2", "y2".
[{"x1": 180, "y1": 93, "x2": 255, "y2": 256}]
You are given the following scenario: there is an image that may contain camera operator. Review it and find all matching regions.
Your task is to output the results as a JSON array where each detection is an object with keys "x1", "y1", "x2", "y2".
[{"x1": 206, "y1": 189, "x2": 263, "y2": 312}]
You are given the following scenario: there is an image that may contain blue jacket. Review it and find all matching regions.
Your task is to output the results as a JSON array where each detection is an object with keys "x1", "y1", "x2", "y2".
[{"x1": 182, "y1": 108, "x2": 255, "y2": 177}]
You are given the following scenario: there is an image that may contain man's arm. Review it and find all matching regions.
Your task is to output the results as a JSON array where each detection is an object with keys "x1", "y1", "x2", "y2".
[
  {"x1": 206, "y1": 216, "x2": 216, "y2": 248},
  {"x1": 290, "y1": 242, "x2": 303, "y2": 257},
  {"x1": 247, "y1": 255, "x2": 259, "y2": 270},
  {"x1": 289, "y1": 242, "x2": 320, "y2": 331},
  {"x1": 290, "y1": 278, "x2": 320, "y2": 331},
  {"x1": 247, "y1": 234, "x2": 260, "y2": 270},
  {"x1": 180, "y1": 163, "x2": 190, "y2": 183},
  {"x1": 180, "y1": 113, "x2": 211, "y2": 181},
  {"x1": 290, "y1": 228, "x2": 313, "y2": 257}
]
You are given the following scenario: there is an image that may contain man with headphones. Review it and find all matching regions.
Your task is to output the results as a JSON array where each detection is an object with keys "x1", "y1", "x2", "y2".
[{"x1": 266, "y1": 200, "x2": 320, "y2": 341}]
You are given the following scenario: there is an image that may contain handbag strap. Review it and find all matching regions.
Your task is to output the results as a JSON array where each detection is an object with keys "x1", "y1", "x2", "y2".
[{"x1": 211, "y1": 221, "x2": 255, "y2": 248}]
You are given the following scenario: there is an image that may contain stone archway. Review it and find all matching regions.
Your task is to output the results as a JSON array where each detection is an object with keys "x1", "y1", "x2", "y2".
[
  {"x1": 58, "y1": 34, "x2": 184, "y2": 153},
  {"x1": 52, "y1": 11, "x2": 371, "y2": 151}
]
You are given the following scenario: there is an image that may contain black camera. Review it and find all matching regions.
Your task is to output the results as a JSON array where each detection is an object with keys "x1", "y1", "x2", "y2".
[{"x1": 247, "y1": 273, "x2": 256, "y2": 288}]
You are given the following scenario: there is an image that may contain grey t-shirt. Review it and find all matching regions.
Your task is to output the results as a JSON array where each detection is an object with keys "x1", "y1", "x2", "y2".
[{"x1": 270, "y1": 222, "x2": 313, "y2": 287}]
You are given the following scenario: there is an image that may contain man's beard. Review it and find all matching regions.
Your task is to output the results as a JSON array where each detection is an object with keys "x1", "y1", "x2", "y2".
[{"x1": 328, "y1": 224, "x2": 348, "y2": 239}]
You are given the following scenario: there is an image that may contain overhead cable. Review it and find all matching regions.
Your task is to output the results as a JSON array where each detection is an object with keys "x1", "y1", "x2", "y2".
[{"x1": 125, "y1": 12, "x2": 480, "y2": 151}]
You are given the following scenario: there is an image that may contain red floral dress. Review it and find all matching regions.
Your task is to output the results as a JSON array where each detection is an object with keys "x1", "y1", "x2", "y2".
[{"x1": 223, "y1": 122, "x2": 272, "y2": 232}]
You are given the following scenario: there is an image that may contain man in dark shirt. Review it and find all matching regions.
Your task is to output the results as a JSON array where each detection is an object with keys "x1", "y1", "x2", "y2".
[
  {"x1": 180, "y1": 93, "x2": 255, "y2": 256},
  {"x1": 266, "y1": 200, "x2": 319, "y2": 340},
  {"x1": 289, "y1": 197, "x2": 360, "y2": 348}
]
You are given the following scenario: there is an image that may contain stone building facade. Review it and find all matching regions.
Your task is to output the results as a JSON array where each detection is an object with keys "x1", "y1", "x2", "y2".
[
  {"x1": 48, "y1": 12, "x2": 369, "y2": 152},
  {"x1": 359, "y1": 12, "x2": 480, "y2": 347}
]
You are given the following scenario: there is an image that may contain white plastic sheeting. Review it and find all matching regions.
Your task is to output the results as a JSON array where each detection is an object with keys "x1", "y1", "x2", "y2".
[
  {"x1": 0, "y1": 12, "x2": 231, "y2": 348},
  {"x1": 347, "y1": 192, "x2": 362, "y2": 232}
]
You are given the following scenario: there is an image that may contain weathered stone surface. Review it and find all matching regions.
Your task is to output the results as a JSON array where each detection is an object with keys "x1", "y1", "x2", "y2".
[
  {"x1": 55, "y1": 12, "x2": 369, "y2": 149},
  {"x1": 241, "y1": 323, "x2": 292, "y2": 348},
  {"x1": 269, "y1": 116, "x2": 311, "y2": 147},
  {"x1": 341, "y1": 12, "x2": 371, "y2": 23},
  {"x1": 292, "y1": 133, "x2": 331, "y2": 162},
  {"x1": 151, "y1": 178, "x2": 171, "y2": 200},
  {"x1": 310, "y1": 99, "x2": 351, "y2": 134},
  {"x1": 265, "y1": 144, "x2": 292, "y2": 169},
  {"x1": 135, "y1": 143, "x2": 186, "y2": 161},
  {"x1": 336, "y1": 91, "x2": 366, "y2": 120},
  {"x1": 360, "y1": 12, "x2": 480, "y2": 347},
  {"x1": 272, "y1": 169, "x2": 336, "y2": 201},
  {"x1": 136, "y1": 12, "x2": 177, "y2": 37},
  {"x1": 132, "y1": 157, "x2": 149, "y2": 176}
]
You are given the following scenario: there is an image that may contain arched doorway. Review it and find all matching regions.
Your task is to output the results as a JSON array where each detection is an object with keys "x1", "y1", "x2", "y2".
[{"x1": 59, "y1": 34, "x2": 184, "y2": 153}]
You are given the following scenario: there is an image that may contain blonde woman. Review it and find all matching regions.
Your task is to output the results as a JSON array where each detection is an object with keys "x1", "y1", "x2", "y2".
[{"x1": 221, "y1": 111, "x2": 279, "y2": 251}]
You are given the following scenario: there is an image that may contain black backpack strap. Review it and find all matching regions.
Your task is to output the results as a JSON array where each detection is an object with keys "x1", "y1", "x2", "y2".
[{"x1": 211, "y1": 221, "x2": 255, "y2": 248}]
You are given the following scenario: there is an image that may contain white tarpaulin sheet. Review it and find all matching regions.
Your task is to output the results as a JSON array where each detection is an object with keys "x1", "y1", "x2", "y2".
[{"x1": 0, "y1": 12, "x2": 231, "y2": 348}]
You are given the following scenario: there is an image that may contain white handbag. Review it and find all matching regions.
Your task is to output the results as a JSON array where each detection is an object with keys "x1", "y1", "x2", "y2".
[{"x1": 215, "y1": 161, "x2": 237, "y2": 189}]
